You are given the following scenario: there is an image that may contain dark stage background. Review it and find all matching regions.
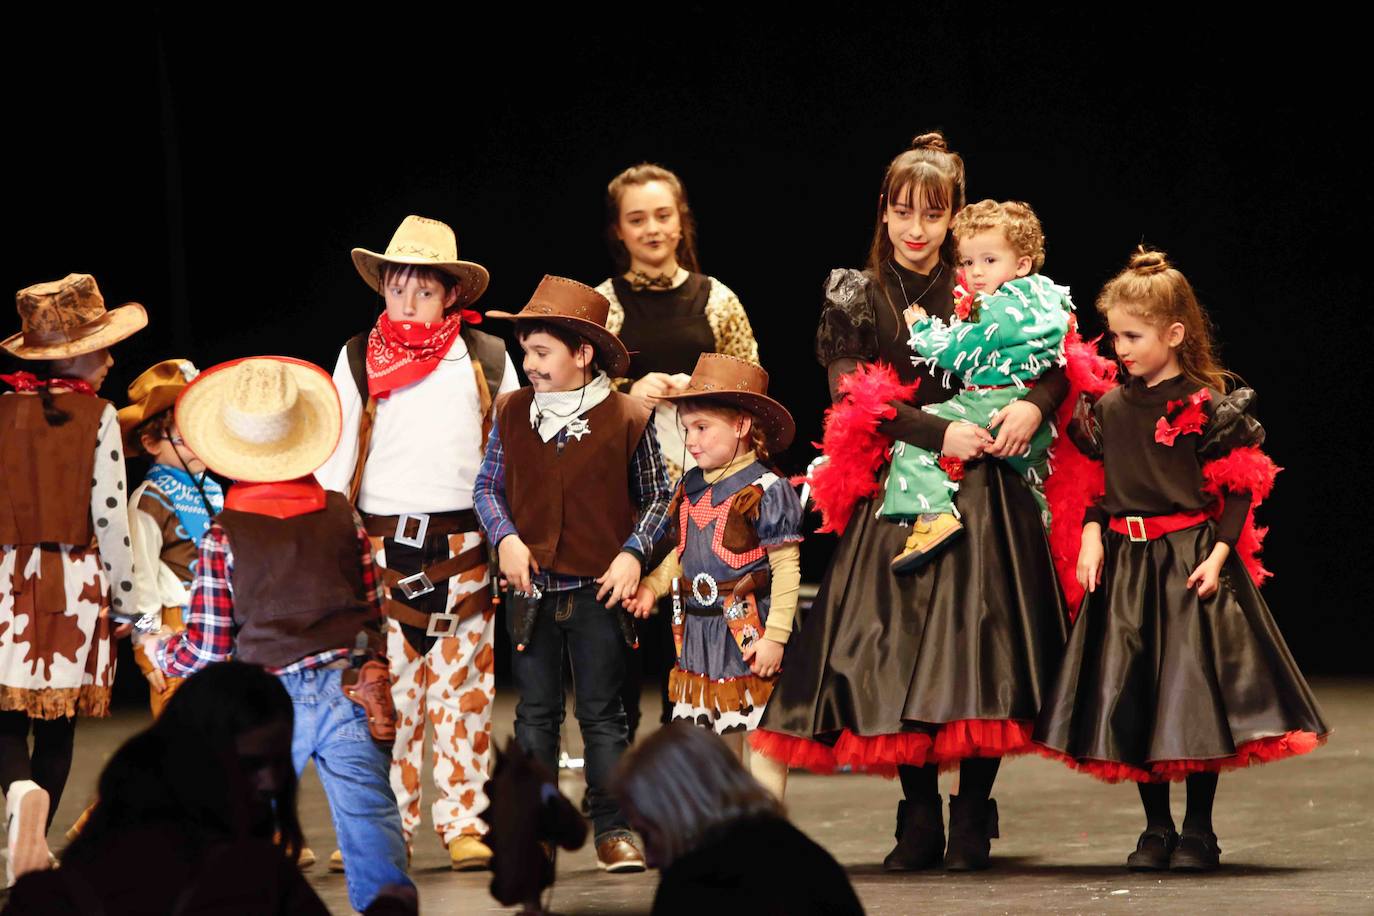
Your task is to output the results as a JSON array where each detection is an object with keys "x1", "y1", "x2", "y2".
[{"x1": 7, "y1": 9, "x2": 1369, "y2": 688}]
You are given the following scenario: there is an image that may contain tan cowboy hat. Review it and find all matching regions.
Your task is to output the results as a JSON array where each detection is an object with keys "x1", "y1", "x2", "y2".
[
  {"x1": 351, "y1": 215, "x2": 490, "y2": 307},
  {"x1": 175, "y1": 357, "x2": 342, "y2": 483},
  {"x1": 117, "y1": 358, "x2": 201, "y2": 454},
  {"x1": 660, "y1": 353, "x2": 796, "y2": 453},
  {"x1": 486, "y1": 276, "x2": 632, "y2": 378},
  {"x1": 2, "y1": 273, "x2": 147, "y2": 361}
]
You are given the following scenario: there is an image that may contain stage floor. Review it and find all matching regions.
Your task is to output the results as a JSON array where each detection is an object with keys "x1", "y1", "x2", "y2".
[{"x1": 29, "y1": 678, "x2": 1374, "y2": 914}]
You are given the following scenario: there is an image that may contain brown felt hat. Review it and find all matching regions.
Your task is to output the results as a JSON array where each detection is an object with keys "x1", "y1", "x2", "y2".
[
  {"x1": 117, "y1": 358, "x2": 201, "y2": 454},
  {"x1": 351, "y1": 215, "x2": 490, "y2": 307},
  {"x1": 660, "y1": 353, "x2": 795, "y2": 453},
  {"x1": 485, "y1": 275, "x2": 631, "y2": 378},
  {"x1": 2, "y1": 273, "x2": 147, "y2": 361}
]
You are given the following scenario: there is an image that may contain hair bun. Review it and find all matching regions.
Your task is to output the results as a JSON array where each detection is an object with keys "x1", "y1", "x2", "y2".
[
  {"x1": 910, "y1": 131, "x2": 949, "y2": 152},
  {"x1": 1128, "y1": 246, "x2": 1170, "y2": 274}
]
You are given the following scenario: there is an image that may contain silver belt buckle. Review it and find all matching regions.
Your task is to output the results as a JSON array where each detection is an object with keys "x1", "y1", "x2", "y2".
[
  {"x1": 1125, "y1": 515, "x2": 1148, "y2": 543},
  {"x1": 690, "y1": 572, "x2": 719, "y2": 606},
  {"x1": 397, "y1": 571, "x2": 435, "y2": 600},
  {"x1": 394, "y1": 513, "x2": 430, "y2": 549},
  {"x1": 426, "y1": 612, "x2": 460, "y2": 638}
]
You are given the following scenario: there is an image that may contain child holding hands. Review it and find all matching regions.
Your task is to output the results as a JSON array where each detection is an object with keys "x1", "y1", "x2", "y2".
[{"x1": 626, "y1": 354, "x2": 801, "y2": 800}]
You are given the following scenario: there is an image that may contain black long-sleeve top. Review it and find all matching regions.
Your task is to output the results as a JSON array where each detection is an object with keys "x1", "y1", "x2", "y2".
[{"x1": 1071, "y1": 374, "x2": 1266, "y2": 546}]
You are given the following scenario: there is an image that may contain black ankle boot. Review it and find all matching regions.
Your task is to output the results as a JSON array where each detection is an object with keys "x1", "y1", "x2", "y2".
[
  {"x1": 1170, "y1": 829, "x2": 1221, "y2": 871},
  {"x1": 1125, "y1": 825, "x2": 1179, "y2": 871},
  {"x1": 882, "y1": 796, "x2": 945, "y2": 871},
  {"x1": 944, "y1": 794, "x2": 999, "y2": 871}
]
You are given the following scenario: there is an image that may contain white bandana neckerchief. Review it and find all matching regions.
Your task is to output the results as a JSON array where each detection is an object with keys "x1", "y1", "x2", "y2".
[{"x1": 529, "y1": 371, "x2": 613, "y2": 443}]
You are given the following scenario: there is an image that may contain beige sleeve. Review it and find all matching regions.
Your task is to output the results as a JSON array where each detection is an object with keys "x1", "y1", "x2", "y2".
[
  {"x1": 639, "y1": 549, "x2": 684, "y2": 603},
  {"x1": 763, "y1": 543, "x2": 801, "y2": 644},
  {"x1": 705, "y1": 278, "x2": 760, "y2": 365},
  {"x1": 128, "y1": 496, "x2": 168, "y2": 624}
]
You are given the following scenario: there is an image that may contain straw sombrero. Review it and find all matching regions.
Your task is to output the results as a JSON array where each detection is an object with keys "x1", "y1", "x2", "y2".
[
  {"x1": 2, "y1": 273, "x2": 147, "y2": 361},
  {"x1": 660, "y1": 353, "x2": 795, "y2": 453},
  {"x1": 175, "y1": 357, "x2": 342, "y2": 483},
  {"x1": 351, "y1": 215, "x2": 490, "y2": 307},
  {"x1": 118, "y1": 358, "x2": 200, "y2": 454},
  {"x1": 485, "y1": 275, "x2": 631, "y2": 378}
]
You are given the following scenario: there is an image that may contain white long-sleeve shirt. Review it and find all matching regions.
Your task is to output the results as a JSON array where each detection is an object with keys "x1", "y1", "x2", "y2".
[{"x1": 315, "y1": 339, "x2": 518, "y2": 515}]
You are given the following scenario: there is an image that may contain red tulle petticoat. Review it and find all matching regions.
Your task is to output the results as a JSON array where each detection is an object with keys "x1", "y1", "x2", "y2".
[
  {"x1": 751, "y1": 719, "x2": 1035, "y2": 778},
  {"x1": 1033, "y1": 730, "x2": 1326, "y2": 784}
]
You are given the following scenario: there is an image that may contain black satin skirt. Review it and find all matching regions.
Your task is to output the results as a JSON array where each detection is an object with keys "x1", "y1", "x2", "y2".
[
  {"x1": 760, "y1": 459, "x2": 1068, "y2": 747},
  {"x1": 1034, "y1": 523, "x2": 1329, "y2": 779}
]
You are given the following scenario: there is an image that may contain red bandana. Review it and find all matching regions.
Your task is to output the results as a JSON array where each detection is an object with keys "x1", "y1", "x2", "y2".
[
  {"x1": 0, "y1": 371, "x2": 97, "y2": 397},
  {"x1": 365, "y1": 311, "x2": 478, "y2": 400},
  {"x1": 1154, "y1": 388, "x2": 1210, "y2": 447},
  {"x1": 223, "y1": 476, "x2": 328, "y2": 519}
]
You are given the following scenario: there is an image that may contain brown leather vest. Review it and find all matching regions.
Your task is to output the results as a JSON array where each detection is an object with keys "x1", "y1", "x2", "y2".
[
  {"x1": 135, "y1": 487, "x2": 197, "y2": 584},
  {"x1": 0, "y1": 393, "x2": 107, "y2": 545},
  {"x1": 495, "y1": 388, "x2": 651, "y2": 577},
  {"x1": 217, "y1": 491, "x2": 374, "y2": 669}
]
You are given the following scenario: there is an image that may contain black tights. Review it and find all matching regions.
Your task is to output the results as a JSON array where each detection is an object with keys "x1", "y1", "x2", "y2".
[
  {"x1": 0, "y1": 711, "x2": 76, "y2": 831},
  {"x1": 1138, "y1": 773, "x2": 1219, "y2": 835},
  {"x1": 898, "y1": 757, "x2": 1001, "y2": 802}
]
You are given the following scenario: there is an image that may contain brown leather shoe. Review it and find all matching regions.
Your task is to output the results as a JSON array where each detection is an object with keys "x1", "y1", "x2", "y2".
[{"x1": 595, "y1": 836, "x2": 646, "y2": 873}]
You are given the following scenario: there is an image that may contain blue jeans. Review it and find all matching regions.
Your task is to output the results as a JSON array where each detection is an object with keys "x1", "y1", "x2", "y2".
[
  {"x1": 509, "y1": 584, "x2": 632, "y2": 840},
  {"x1": 279, "y1": 667, "x2": 412, "y2": 912}
]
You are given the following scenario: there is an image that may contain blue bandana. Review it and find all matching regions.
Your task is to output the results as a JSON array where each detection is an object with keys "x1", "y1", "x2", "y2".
[{"x1": 144, "y1": 463, "x2": 224, "y2": 546}]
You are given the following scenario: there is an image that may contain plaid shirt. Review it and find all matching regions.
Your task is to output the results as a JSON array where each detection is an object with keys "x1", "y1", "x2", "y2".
[
  {"x1": 154, "y1": 516, "x2": 384, "y2": 677},
  {"x1": 473, "y1": 410, "x2": 673, "y2": 592}
]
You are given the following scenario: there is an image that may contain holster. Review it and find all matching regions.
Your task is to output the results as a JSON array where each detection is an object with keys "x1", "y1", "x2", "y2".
[
  {"x1": 342, "y1": 659, "x2": 397, "y2": 745},
  {"x1": 674, "y1": 568, "x2": 772, "y2": 657}
]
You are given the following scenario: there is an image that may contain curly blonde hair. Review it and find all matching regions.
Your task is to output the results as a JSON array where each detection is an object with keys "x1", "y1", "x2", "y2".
[
  {"x1": 950, "y1": 199, "x2": 1046, "y2": 272},
  {"x1": 1096, "y1": 247, "x2": 1235, "y2": 393}
]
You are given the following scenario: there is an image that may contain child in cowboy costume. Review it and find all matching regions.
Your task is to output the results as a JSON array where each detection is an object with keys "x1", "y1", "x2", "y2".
[
  {"x1": 625, "y1": 354, "x2": 802, "y2": 800},
  {"x1": 118, "y1": 359, "x2": 224, "y2": 717},
  {"x1": 0, "y1": 273, "x2": 145, "y2": 884},
  {"x1": 316, "y1": 215, "x2": 517, "y2": 872},
  {"x1": 140, "y1": 356, "x2": 414, "y2": 913},
  {"x1": 474, "y1": 276, "x2": 673, "y2": 873}
]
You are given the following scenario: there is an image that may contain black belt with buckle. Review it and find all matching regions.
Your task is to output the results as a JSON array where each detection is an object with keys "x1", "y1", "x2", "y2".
[{"x1": 362, "y1": 509, "x2": 479, "y2": 548}]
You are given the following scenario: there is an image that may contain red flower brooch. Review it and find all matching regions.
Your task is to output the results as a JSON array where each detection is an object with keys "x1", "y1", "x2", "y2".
[
  {"x1": 938, "y1": 455, "x2": 966, "y2": 481},
  {"x1": 1154, "y1": 388, "x2": 1210, "y2": 446},
  {"x1": 952, "y1": 269, "x2": 976, "y2": 321}
]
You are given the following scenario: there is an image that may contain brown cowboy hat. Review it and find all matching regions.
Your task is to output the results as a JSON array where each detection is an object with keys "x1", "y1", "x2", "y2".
[
  {"x1": 2, "y1": 273, "x2": 147, "y2": 361},
  {"x1": 117, "y1": 358, "x2": 201, "y2": 454},
  {"x1": 176, "y1": 357, "x2": 342, "y2": 483},
  {"x1": 660, "y1": 353, "x2": 795, "y2": 453},
  {"x1": 485, "y1": 276, "x2": 631, "y2": 378},
  {"x1": 351, "y1": 215, "x2": 490, "y2": 308}
]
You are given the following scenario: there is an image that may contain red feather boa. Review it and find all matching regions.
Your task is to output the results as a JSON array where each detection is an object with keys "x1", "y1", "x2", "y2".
[{"x1": 804, "y1": 363, "x2": 918, "y2": 534}]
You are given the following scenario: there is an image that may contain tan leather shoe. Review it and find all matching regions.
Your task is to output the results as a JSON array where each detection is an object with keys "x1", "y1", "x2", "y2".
[
  {"x1": 891, "y1": 513, "x2": 964, "y2": 574},
  {"x1": 297, "y1": 846, "x2": 317, "y2": 869},
  {"x1": 449, "y1": 835, "x2": 493, "y2": 871},
  {"x1": 595, "y1": 836, "x2": 646, "y2": 873}
]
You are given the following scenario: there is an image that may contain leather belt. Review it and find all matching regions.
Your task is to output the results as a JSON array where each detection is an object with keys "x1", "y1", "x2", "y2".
[
  {"x1": 362, "y1": 509, "x2": 479, "y2": 543},
  {"x1": 1109, "y1": 510, "x2": 1210, "y2": 542},
  {"x1": 680, "y1": 568, "x2": 771, "y2": 616},
  {"x1": 384, "y1": 588, "x2": 491, "y2": 638}
]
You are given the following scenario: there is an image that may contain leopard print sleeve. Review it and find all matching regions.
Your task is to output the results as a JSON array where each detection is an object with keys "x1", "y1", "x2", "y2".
[
  {"x1": 596, "y1": 278, "x2": 631, "y2": 388},
  {"x1": 705, "y1": 278, "x2": 760, "y2": 365}
]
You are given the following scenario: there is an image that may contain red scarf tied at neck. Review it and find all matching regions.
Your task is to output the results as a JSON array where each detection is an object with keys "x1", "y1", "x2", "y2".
[
  {"x1": 0, "y1": 371, "x2": 97, "y2": 397},
  {"x1": 365, "y1": 311, "x2": 479, "y2": 400},
  {"x1": 223, "y1": 476, "x2": 328, "y2": 519}
]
